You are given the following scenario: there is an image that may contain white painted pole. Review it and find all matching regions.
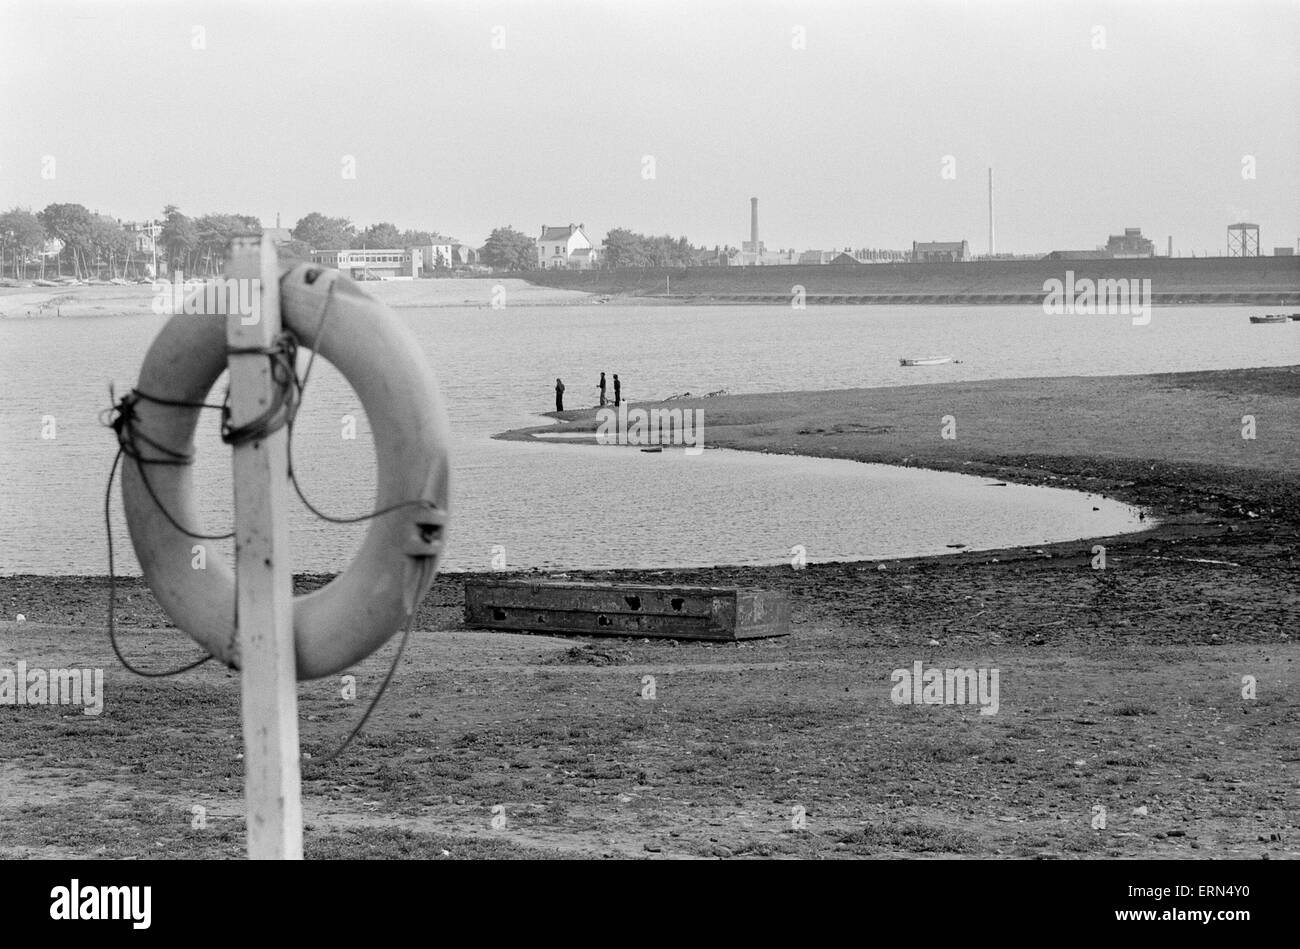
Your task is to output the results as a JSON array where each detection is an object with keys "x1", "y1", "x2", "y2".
[{"x1": 226, "y1": 236, "x2": 303, "y2": 860}]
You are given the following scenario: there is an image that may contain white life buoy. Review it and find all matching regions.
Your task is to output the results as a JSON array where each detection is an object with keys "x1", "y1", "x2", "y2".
[{"x1": 119, "y1": 264, "x2": 450, "y2": 680}]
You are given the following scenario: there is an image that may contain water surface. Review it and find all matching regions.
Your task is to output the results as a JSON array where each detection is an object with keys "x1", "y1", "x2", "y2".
[{"x1": 5, "y1": 301, "x2": 1280, "y2": 575}]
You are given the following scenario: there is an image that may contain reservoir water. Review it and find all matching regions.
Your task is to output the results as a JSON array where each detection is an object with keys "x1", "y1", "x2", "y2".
[{"x1": 4, "y1": 298, "x2": 1292, "y2": 575}]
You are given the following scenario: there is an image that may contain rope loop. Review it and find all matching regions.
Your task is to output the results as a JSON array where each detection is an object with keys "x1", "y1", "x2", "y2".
[
  {"x1": 102, "y1": 384, "x2": 219, "y2": 467},
  {"x1": 221, "y1": 330, "x2": 302, "y2": 447}
]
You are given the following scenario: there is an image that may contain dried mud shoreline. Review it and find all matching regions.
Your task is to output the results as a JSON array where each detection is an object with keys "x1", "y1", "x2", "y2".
[{"x1": 1, "y1": 366, "x2": 1296, "y2": 859}]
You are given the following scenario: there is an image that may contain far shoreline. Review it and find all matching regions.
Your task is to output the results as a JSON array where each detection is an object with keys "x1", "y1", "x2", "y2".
[
  {"x1": 496, "y1": 365, "x2": 1300, "y2": 531},
  {"x1": 516, "y1": 255, "x2": 1300, "y2": 307},
  {"x1": 6, "y1": 258, "x2": 1299, "y2": 319}
]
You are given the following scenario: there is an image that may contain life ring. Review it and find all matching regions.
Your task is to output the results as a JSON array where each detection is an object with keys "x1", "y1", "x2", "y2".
[{"x1": 120, "y1": 263, "x2": 450, "y2": 680}]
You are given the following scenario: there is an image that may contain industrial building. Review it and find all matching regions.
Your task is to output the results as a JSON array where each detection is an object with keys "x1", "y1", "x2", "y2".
[
  {"x1": 912, "y1": 240, "x2": 971, "y2": 263},
  {"x1": 734, "y1": 197, "x2": 796, "y2": 265},
  {"x1": 1046, "y1": 226, "x2": 1157, "y2": 260},
  {"x1": 1106, "y1": 227, "x2": 1155, "y2": 258}
]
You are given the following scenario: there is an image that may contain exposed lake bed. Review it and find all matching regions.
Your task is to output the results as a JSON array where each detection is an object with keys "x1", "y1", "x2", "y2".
[
  {"x1": 6, "y1": 359, "x2": 1296, "y2": 856},
  {"x1": 2, "y1": 284, "x2": 1297, "y2": 859}
]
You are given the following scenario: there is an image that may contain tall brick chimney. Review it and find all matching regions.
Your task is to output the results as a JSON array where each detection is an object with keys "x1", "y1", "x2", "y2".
[{"x1": 750, "y1": 197, "x2": 759, "y2": 252}]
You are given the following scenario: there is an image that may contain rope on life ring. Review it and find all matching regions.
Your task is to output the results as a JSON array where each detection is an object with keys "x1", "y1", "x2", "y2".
[{"x1": 106, "y1": 263, "x2": 451, "y2": 681}]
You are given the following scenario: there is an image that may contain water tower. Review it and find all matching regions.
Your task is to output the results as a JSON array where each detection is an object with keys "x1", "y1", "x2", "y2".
[{"x1": 1227, "y1": 223, "x2": 1260, "y2": 257}]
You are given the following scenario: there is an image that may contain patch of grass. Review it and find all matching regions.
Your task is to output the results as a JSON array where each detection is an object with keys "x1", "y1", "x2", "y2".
[
  {"x1": 1063, "y1": 828, "x2": 1109, "y2": 853},
  {"x1": 1007, "y1": 725, "x2": 1043, "y2": 740},
  {"x1": 912, "y1": 737, "x2": 994, "y2": 763},
  {"x1": 1103, "y1": 754, "x2": 1150, "y2": 767},
  {"x1": 727, "y1": 836, "x2": 806, "y2": 857},
  {"x1": 3, "y1": 800, "x2": 244, "y2": 859},
  {"x1": 539, "y1": 646, "x2": 625, "y2": 666},
  {"x1": 1110, "y1": 703, "x2": 1159, "y2": 717},
  {"x1": 305, "y1": 826, "x2": 579, "y2": 859},
  {"x1": 836, "y1": 822, "x2": 978, "y2": 855}
]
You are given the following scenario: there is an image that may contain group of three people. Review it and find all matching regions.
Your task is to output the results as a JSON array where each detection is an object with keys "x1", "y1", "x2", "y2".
[{"x1": 554, "y1": 371, "x2": 619, "y2": 412}]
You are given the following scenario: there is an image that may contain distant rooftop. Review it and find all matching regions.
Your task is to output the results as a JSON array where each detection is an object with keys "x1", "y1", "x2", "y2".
[
  {"x1": 1043, "y1": 249, "x2": 1112, "y2": 260},
  {"x1": 540, "y1": 224, "x2": 584, "y2": 241},
  {"x1": 914, "y1": 241, "x2": 968, "y2": 252}
]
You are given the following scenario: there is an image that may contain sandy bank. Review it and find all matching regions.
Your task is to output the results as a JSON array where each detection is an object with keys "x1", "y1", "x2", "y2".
[
  {"x1": 498, "y1": 366, "x2": 1300, "y2": 527},
  {"x1": 0, "y1": 276, "x2": 590, "y2": 320}
]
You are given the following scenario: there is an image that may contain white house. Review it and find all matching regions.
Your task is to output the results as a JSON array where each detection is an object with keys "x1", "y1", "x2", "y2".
[
  {"x1": 413, "y1": 242, "x2": 480, "y2": 272},
  {"x1": 537, "y1": 223, "x2": 597, "y2": 269},
  {"x1": 421, "y1": 242, "x2": 454, "y2": 271}
]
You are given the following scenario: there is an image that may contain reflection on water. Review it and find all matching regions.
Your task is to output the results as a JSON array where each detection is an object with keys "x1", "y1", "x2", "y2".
[{"x1": 4, "y1": 301, "x2": 1276, "y2": 575}]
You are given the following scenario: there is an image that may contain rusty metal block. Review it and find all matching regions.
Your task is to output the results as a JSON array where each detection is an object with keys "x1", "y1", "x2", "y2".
[{"x1": 464, "y1": 580, "x2": 790, "y2": 641}]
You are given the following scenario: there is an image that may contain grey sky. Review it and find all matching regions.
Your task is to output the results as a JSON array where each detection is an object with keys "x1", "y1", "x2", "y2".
[{"x1": 2, "y1": 0, "x2": 1297, "y2": 255}]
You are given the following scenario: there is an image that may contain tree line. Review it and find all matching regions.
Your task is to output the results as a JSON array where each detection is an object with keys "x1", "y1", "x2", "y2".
[
  {"x1": 0, "y1": 204, "x2": 149, "y2": 280},
  {"x1": 478, "y1": 225, "x2": 738, "y2": 271},
  {"x1": 2, "y1": 202, "x2": 881, "y2": 279},
  {"x1": 601, "y1": 228, "x2": 734, "y2": 268},
  {"x1": 286, "y1": 213, "x2": 454, "y2": 257},
  {"x1": 0, "y1": 204, "x2": 462, "y2": 280},
  {"x1": 0, "y1": 204, "x2": 275, "y2": 280}
]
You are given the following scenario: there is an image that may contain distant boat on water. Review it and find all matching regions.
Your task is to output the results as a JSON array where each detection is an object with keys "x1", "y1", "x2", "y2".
[
  {"x1": 1249, "y1": 314, "x2": 1289, "y2": 324},
  {"x1": 900, "y1": 355, "x2": 953, "y2": 366}
]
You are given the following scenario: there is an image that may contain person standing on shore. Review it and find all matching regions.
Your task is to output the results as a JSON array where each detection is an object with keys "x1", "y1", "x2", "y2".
[
  {"x1": 555, "y1": 378, "x2": 565, "y2": 413},
  {"x1": 613, "y1": 374, "x2": 621, "y2": 407},
  {"x1": 597, "y1": 371, "x2": 607, "y2": 406}
]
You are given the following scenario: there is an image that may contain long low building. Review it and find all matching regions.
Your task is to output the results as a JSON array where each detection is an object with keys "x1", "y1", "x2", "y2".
[
  {"x1": 309, "y1": 247, "x2": 420, "y2": 279},
  {"x1": 310, "y1": 244, "x2": 481, "y2": 278}
]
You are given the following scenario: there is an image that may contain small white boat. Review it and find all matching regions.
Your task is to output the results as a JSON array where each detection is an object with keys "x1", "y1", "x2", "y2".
[
  {"x1": 1249, "y1": 314, "x2": 1289, "y2": 324},
  {"x1": 899, "y1": 355, "x2": 953, "y2": 366}
]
